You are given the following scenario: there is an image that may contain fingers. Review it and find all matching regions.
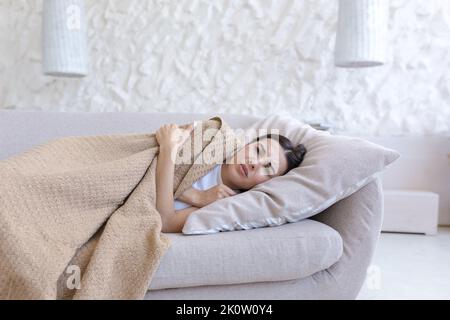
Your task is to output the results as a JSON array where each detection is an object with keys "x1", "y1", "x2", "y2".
[
  {"x1": 222, "y1": 184, "x2": 237, "y2": 196},
  {"x1": 203, "y1": 183, "x2": 237, "y2": 203},
  {"x1": 217, "y1": 190, "x2": 235, "y2": 200},
  {"x1": 219, "y1": 184, "x2": 237, "y2": 197},
  {"x1": 181, "y1": 121, "x2": 197, "y2": 130},
  {"x1": 217, "y1": 190, "x2": 228, "y2": 199},
  {"x1": 162, "y1": 123, "x2": 196, "y2": 137},
  {"x1": 186, "y1": 123, "x2": 195, "y2": 131}
]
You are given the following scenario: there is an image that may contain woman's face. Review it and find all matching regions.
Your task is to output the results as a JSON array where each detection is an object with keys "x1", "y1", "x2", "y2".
[{"x1": 222, "y1": 138, "x2": 289, "y2": 190}]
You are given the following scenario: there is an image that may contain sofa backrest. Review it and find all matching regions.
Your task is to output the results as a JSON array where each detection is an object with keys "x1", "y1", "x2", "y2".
[{"x1": 0, "y1": 110, "x2": 261, "y2": 160}]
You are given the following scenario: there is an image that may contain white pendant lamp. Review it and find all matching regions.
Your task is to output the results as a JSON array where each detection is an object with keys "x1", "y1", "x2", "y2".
[
  {"x1": 334, "y1": 0, "x2": 388, "y2": 68},
  {"x1": 42, "y1": 0, "x2": 88, "y2": 77}
]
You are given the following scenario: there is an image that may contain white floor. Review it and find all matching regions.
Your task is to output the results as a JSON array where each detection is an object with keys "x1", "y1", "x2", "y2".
[{"x1": 357, "y1": 227, "x2": 450, "y2": 300}]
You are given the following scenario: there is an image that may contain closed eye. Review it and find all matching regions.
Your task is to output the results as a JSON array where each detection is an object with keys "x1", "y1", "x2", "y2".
[
  {"x1": 257, "y1": 143, "x2": 265, "y2": 156},
  {"x1": 264, "y1": 162, "x2": 275, "y2": 177}
]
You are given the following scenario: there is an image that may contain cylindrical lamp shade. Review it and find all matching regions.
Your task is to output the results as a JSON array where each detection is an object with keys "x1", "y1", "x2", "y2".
[
  {"x1": 334, "y1": 0, "x2": 388, "y2": 68},
  {"x1": 43, "y1": 0, "x2": 88, "y2": 77}
]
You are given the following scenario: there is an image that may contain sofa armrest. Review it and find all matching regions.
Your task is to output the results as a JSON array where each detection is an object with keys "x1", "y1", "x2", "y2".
[{"x1": 310, "y1": 176, "x2": 384, "y2": 298}]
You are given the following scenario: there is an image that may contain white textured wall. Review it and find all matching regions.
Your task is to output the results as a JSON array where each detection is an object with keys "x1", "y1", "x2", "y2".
[{"x1": 0, "y1": 0, "x2": 449, "y2": 135}]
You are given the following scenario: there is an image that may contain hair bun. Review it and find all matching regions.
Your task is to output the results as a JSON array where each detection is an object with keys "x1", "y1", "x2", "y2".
[{"x1": 292, "y1": 144, "x2": 307, "y2": 162}]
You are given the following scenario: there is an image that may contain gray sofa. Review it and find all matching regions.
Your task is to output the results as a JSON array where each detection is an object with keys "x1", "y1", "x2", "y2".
[{"x1": 0, "y1": 110, "x2": 383, "y2": 300}]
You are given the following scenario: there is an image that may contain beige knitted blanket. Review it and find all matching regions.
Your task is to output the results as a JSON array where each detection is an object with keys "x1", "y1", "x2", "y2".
[{"x1": 0, "y1": 116, "x2": 242, "y2": 300}]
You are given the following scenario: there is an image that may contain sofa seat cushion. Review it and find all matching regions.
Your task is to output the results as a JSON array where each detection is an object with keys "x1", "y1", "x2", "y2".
[{"x1": 149, "y1": 219, "x2": 343, "y2": 290}]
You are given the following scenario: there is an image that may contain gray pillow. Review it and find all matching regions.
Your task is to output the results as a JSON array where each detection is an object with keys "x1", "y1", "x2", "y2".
[{"x1": 182, "y1": 115, "x2": 400, "y2": 235}]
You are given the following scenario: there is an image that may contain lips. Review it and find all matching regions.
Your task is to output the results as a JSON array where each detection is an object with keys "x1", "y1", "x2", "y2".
[{"x1": 240, "y1": 164, "x2": 248, "y2": 177}]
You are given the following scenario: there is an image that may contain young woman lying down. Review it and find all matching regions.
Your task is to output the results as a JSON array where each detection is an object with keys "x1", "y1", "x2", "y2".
[{"x1": 155, "y1": 123, "x2": 307, "y2": 233}]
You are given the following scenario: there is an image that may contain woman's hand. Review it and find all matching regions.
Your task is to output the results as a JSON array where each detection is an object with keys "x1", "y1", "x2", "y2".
[
  {"x1": 198, "y1": 184, "x2": 237, "y2": 207},
  {"x1": 156, "y1": 123, "x2": 194, "y2": 160}
]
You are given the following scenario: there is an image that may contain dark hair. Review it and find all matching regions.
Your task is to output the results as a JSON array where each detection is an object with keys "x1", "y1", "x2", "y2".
[{"x1": 254, "y1": 133, "x2": 307, "y2": 175}]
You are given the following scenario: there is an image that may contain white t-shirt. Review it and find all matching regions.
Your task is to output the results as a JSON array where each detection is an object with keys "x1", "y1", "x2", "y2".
[{"x1": 174, "y1": 164, "x2": 224, "y2": 211}]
